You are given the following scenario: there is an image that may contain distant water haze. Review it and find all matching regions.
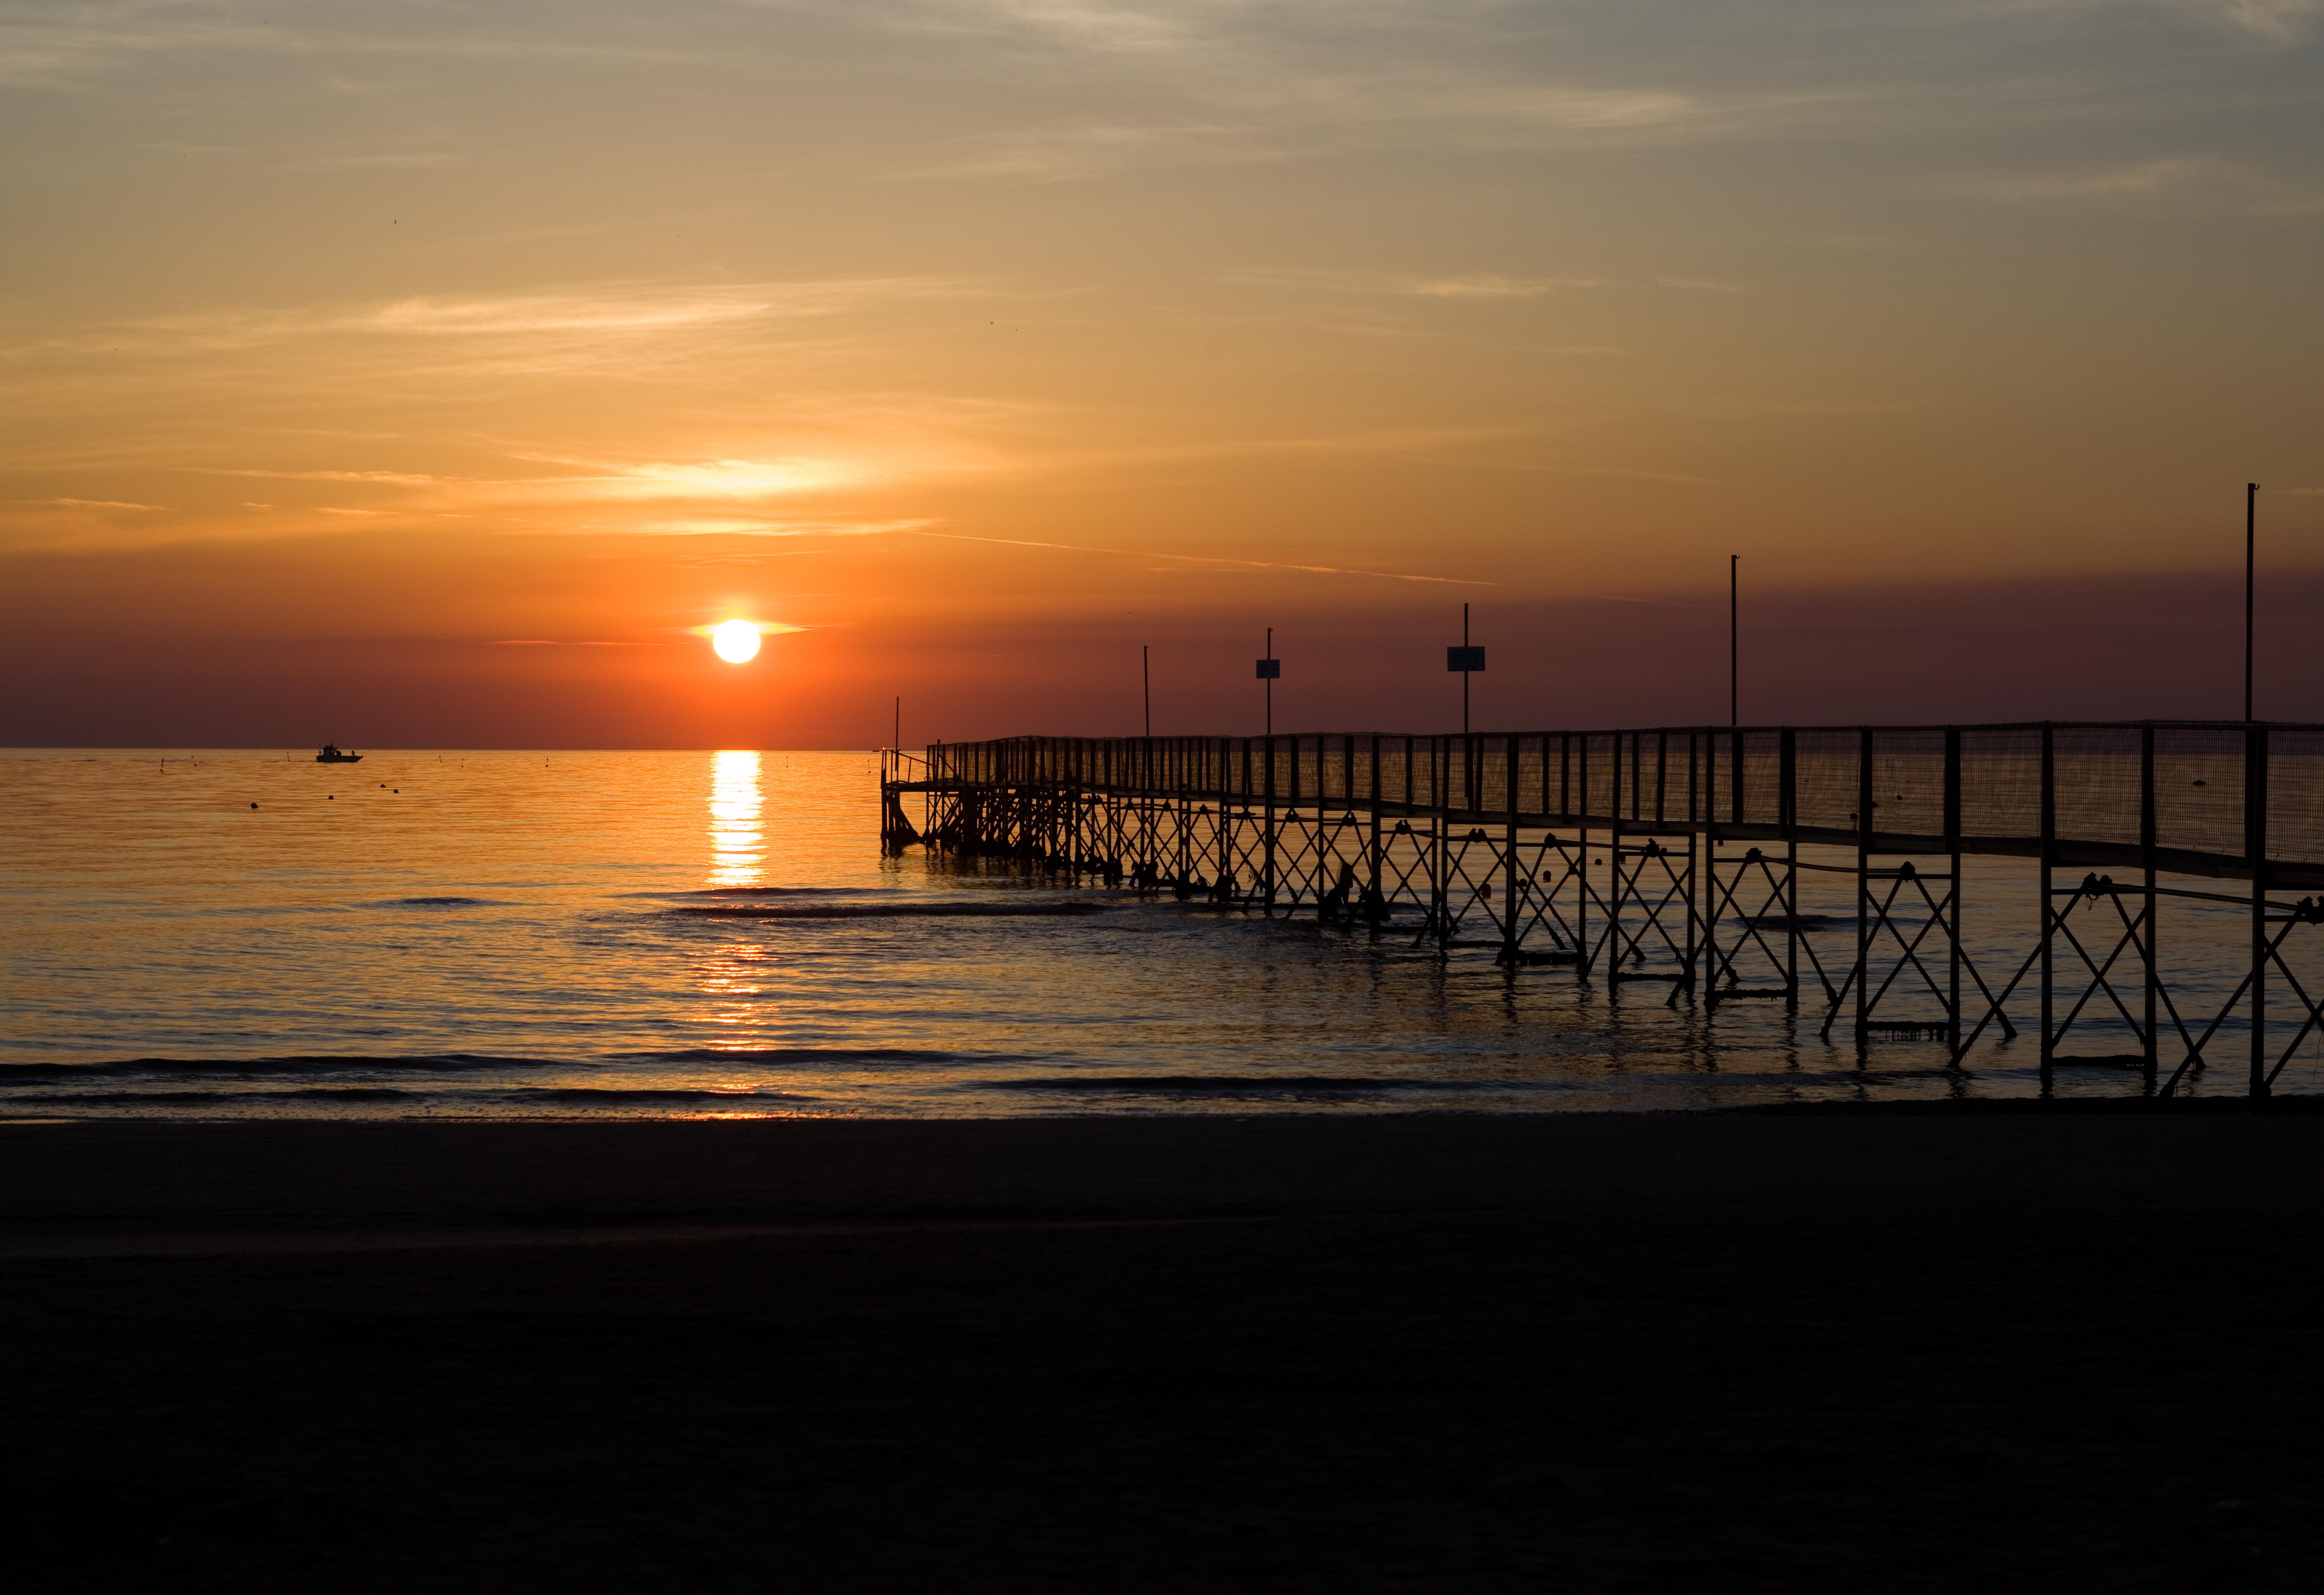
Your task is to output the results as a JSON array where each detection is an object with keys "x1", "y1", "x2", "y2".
[
  {"x1": 4, "y1": 748, "x2": 2312, "y2": 1118},
  {"x1": 7, "y1": 563, "x2": 2323, "y2": 749}
]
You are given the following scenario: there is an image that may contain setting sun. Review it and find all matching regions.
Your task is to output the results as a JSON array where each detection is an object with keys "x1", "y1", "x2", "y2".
[{"x1": 710, "y1": 619, "x2": 762, "y2": 664}]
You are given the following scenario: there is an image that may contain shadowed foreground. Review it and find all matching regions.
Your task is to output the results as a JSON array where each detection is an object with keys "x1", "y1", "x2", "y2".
[{"x1": 3, "y1": 1112, "x2": 2320, "y2": 1592}]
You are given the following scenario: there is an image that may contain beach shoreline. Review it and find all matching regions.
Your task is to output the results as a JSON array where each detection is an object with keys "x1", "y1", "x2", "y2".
[{"x1": 4, "y1": 1106, "x2": 2317, "y2": 1248}]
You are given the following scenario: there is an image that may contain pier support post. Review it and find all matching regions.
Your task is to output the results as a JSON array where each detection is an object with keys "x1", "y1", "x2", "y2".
[
  {"x1": 1576, "y1": 734, "x2": 1591, "y2": 981},
  {"x1": 1692, "y1": 734, "x2": 1710, "y2": 1000},
  {"x1": 2249, "y1": 724, "x2": 2269, "y2": 1102},
  {"x1": 1946, "y1": 728, "x2": 1964, "y2": 1064},
  {"x1": 1780, "y1": 729, "x2": 1799, "y2": 1011},
  {"x1": 1367, "y1": 737, "x2": 1383, "y2": 930},
  {"x1": 1503, "y1": 733, "x2": 1520, "y2": 966},
  {"x1": 1854, "y1": 726, "x2": 1872, "y2": 1059},
  {"x1": 2039, "y1": 723, "x2": 2056, "y2": 1094},
  {"x1": 1263, "y1": 734, "x2": 1277, "y2": 914},
  {"x1": 2140, "y1": 725, "x2": 2159, "y2": 1092},
  {"x1": 1432, "y1": 737, "x2": 1449, "y2": 951}
]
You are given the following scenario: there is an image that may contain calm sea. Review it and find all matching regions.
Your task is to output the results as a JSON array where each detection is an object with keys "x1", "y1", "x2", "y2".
[{"x1": 2, "y1": 748, "x2": 2308, "y2": 1118}]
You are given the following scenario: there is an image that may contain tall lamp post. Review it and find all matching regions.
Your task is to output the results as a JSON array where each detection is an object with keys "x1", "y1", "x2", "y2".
[
  {"x1": 2246, "y1": 483, "x2": 2259, "y2": 722},
  {"x1": 1446, "y1": 603, "x2": 1484, "y2": 732},
  {"x1": 1143, "y1": 644, "x2": 1150, "y2": 737},
  {"x1": 1256, "y1": 628, "x2": 1279, "y2": 734},
  {"x1": 1730, "y1": 555, "x2": 1739, "y2": 728}
]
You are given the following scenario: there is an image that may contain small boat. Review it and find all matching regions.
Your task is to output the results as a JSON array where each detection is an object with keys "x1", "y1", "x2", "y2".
[{"x1": 315, "y1": 744, "x2": 364, "y2": 764}]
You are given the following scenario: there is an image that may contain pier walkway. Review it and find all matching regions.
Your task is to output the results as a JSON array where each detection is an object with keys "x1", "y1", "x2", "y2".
[{"x1": 882, "y1": 724, "x2": 2324, "y2": 1099}]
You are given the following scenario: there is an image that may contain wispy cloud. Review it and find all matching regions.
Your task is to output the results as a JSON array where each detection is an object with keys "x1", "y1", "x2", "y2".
[
  {"x1": 17, "y1": 496, "x2": 165, "y2": 510},
  {"x1": 1953, "y1": 156, "x2": 2321, "y2": 213},
  {"x1": 0, "y1": 6, "x2": 705, "y2": 89},
  {"x1": 1963, "y1": 1, "x2": 2318, "y2": 43},
  {"x1": 906, "y1": 529, "x2": 1492, "y2": 586},
  {"x1": 205, "y1": 468, "x2": 448, "y2": 485},
  {"x1": 922, "y1": 83, "x2": 1867, "y2": 182},
  {"x1": 2191, "y1": 0, "x2": 2319, "y2": 43},
  {"x1": 508, "y1": 453, "x2": 870, "y2": 500},
  {"x1": 634, "y1": 517, "x2": 934, "y2": 538},
  {"x1": 1406, "y1": 275, "x2": 1596, "y2": 300},
  {"x1": 1401, "y1": 273, "x2": 1744, "y2": 299},
  {"x1": 20, "y1": 278, "x2": 981, "y2": 361},
  {"x1": 916, "y1": 122, "x2": 1271, "y2": 180}
]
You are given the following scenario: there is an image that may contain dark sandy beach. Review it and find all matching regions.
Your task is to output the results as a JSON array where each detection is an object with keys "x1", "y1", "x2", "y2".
[{"x1": 6, "y1": 1108, "x2": 2321, "y2": 1591}]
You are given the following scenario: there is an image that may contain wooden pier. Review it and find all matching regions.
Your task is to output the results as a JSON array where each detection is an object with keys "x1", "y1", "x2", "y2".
[{"x1": 882, "y1": 724, "x2": 2324, "y2": 1099}]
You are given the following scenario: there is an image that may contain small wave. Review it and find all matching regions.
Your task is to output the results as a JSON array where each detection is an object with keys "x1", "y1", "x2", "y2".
[
  {"x1": 375, "y1": 897, "x2": 511, "y2": 909},
  {"x1": 978, "y1": 1074, "x2": 1563, "y2": 1096},
  {"x1": 17, "y1": 1087, "x2": 422, "y2": 1105},
  {"x1": 668, "y1": 886, "x2": 862, "y2": 899},
  {"x1": 610, "y1": 886, "x2": 861, "y2": 901},
  {"x1": 609, "y1": 1046, "x2": 1027, "y2": 1068},
  {"x1": 0, "y1": 1053, "x2": 565, "y2": 1084},
  {"x1": 663, "y1": 901, "x2": 1107, "y2": 921},
  {"x1": 497, "y1": 1087, "x2": 817, "y2": 1104}
]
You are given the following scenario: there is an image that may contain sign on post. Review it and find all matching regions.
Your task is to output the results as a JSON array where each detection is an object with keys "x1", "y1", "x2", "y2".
[
  {"x1": 1446, "y1": 646, "x2": 1485, "y2": 673},
  {"x1": 1255, "y1": 658, "x2": 1281, "y2": 679}
]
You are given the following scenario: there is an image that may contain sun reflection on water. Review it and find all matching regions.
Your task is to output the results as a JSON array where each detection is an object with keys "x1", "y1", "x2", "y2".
[
  {"x1": 690, "y1": 940, "x2": 769, "y2": 1034},
  {"x1": 707, "y1": 749, "x2": 764, "y2": 888}
]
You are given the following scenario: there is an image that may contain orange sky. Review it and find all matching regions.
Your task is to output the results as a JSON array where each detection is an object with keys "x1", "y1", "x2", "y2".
[{"x1": 4, "y1": 2, "x2": 2321, "y2": 745}]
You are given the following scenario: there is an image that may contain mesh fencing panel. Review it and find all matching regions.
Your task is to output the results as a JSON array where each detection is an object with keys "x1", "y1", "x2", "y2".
[
  {"x1": 1583, "y1": 734, "x2": 1616, "y2": 819},
  {"x1": 1871, "y1": 728, "x2": 1946, "y2": 837},
  {"x1": 1959, "y1": 727, "x2": 2039, "y2": 841},
  {"x1": 2155, "y1": 726, "x2": 2245, "y2": 857},
  {"x1": 1632, "y1": 734, "x2": 1657, "y2": 823},
  {"x1": 1517, "y1": 737, "x2": 1545, "y2": 817},
  {"x1": 2270, "y1": 728, "x2": 2324, "y2": 866},
  {"x1": 2052, "y1": 725, "x2": 2142, "y2": 848},
  {"x1": 1793, "y1": 728, "x2": 1859, "y2": 831},
  {"x1": 1743, "y1": 730, "x2": 1784, "y2": 826},
  {"x1": 1546, "y1": 736, "x2": 1575, "y2": 818},
  {"x1": 1445, "y1": 738, "x2": 1471, "y2": 813},
  {"x1": 1478, "y1": 740, "x2": 1510, "y2": 813}
]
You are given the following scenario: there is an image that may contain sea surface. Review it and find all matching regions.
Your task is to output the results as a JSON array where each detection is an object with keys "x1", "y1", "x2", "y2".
[{"x1": 3, "y1": 748, "x2": 2314, "y2": 1118}]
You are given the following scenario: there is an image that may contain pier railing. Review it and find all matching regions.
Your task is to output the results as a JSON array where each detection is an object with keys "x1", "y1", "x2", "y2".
[
  {"x1": 914, "y1": 724, "x2": 2324, "y2": 886},
  {"x1": 885, "y1": 722, "x2": 2324, "y2": 1099}
]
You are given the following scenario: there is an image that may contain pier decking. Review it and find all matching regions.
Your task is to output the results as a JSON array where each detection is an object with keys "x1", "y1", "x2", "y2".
[{"x1": 882, "y1": 724, "x2": 2324, "y2": 1099}]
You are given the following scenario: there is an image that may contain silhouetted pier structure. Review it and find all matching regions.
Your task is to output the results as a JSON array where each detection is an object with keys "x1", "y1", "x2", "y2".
[{"x1": 880, "y1": 724, "x2": 2324, "y2": 1099}]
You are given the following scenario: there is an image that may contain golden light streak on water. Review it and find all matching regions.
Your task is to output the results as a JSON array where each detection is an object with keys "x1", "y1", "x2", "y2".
[{"x1": 707, "y1": 749, "x2": 764, "y2": 888}]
